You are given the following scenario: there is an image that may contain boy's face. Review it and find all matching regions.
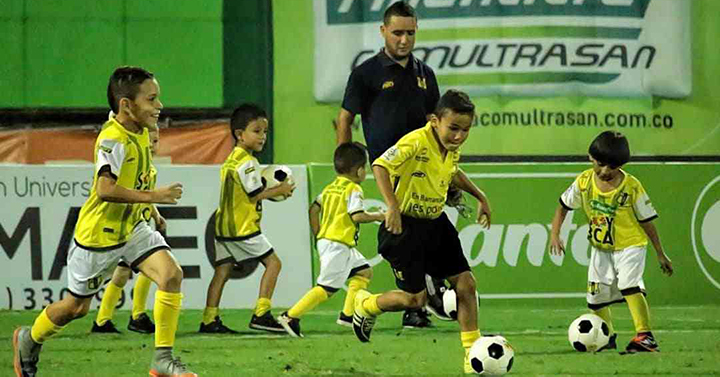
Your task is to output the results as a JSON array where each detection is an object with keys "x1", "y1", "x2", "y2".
[
  {"x1": 124, "y1": 78, "x2": 163, "y2": 129},
  {"x1": 237, "y1": 117, "x2": 269, "y2": 152},
  {"x1": 381, "y1": 16, "x2": 417, "y2": 61},
  {"x1": 589, "y1": 155, "x2": 623, "y2": 182},
  {"x1": 149, "y1": 129, "x2": 160, "y2": 156},
  {"x1": 432, "y1": 110, "x2": 473, "y2": 152}
]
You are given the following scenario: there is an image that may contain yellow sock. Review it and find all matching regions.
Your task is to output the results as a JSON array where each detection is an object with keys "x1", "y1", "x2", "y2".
[
  {"x1": 592, "y1": 306, "x2": 615, "y2": 334},
  {"x1": 343, "y1": 276, "x2": 369, "y2": 316},
  {"x1": 131, "y1": 273, "x2": 152, "y2": 320},
  {"x1": 362, "y1": 294, "x2": 384, "y2": 316},
  {"x1": 202, "y1": 307, "x2": 219, "y2": 325},
  {"x1": 625, "y1": 292, "x2": 651, "y2": 333},
  {"x1": 96, "y1": 282, "x2": 123, "y2": 326},
  {"x1": 461, "y1": 330, "x2": 481, "y2": 350},
  {"x1": 255, "y1": 297, "x2": 272, "y2": 317},
  {"x1": 31, "y1": 309, "x2": 65, "y2": 344},
  {"x1": 154, "y1": 290, "x2": 182, "y2": 348},
  {"x1": 288, "y1": 286, "x2": 329, "y2": 319}
]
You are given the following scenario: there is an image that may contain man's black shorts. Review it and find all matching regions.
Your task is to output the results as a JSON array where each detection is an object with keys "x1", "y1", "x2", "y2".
[{"x1": 378, "y1": 212, "x2": 470, "y2": 294}]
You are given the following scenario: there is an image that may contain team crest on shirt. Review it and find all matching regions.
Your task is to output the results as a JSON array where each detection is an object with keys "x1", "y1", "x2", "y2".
[
  {"x1": 417, "y1": 77, "x2": 427, "y2": 90},
  {"x1": 616, "y1": 192, "x2": 629, "y2": 205},
  {"x1": 411, "y1": 171, "x2": 426, "y2": 178},
  {"x1": 382, "y1": 81, "x2": 394, "y2": 90},
  {"x1": 415, "y1": 147, "x2": 429, "y2": 162}
]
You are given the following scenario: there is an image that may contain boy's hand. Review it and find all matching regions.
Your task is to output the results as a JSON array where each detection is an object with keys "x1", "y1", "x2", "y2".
[
  {"x1": 384, "y1": 206, "x2": 402, "y2": 234},
  {"x1": 549, "y1": 235, "x2": 565, "y2": 255},
  {"x1": 155, "y1": 183, "x2": 183, "y2": 204},
  {"x1": 154, "y1": 214, "x2": 167, "y2": 233},
  {"x1": 276, "y1": 180, "x2": 296, "y2": 197},
  {"x1": 477, "y1": 201, "x2": 492, "y2": 229},
  {"x1": 658, "y1": 253, "x2": 673, "y2": 276}
]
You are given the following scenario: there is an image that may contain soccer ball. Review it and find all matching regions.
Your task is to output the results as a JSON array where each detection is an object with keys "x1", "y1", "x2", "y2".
[
  {"x1": 442, "y1": 288, "x2": 458, "y2": 320},
  {"x1": 232, "y1": 258, "x2": 259, "y2": 279},
  {"x1": 568, "y1": 313, "x2": 610, "y2": 352},
  {"x1": 260, "y1": 165, "x2": 294, "y2": 202},
  {"x1": 468, "y1": 336, "x2": 515, "y2": 375}
]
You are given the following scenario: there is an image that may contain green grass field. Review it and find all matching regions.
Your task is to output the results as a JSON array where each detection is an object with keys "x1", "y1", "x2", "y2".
[{"x1": 3, "y1": 302, "x2": 719, "y2": 376}]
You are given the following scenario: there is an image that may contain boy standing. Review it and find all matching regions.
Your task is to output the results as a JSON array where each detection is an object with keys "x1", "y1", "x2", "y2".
[
  {"x1": 199, "y1": 104, "x2": 294, "y2": 334},
  {"x1": 13, "y1": 66, "x2": 195, "y2": 377},
  {"x1": 352, "y1": 90, "x2": 492, "y2": 374},
  {"x1": 278, "y1": 142, "x2": 384, "y2": 337},
  {"x1": 550, "y1": 131, "x2": 674, "y2": 353}
]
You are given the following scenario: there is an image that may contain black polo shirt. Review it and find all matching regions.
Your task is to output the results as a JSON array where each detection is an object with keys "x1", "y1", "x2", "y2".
[{"x1": 341, "y1": 49, "x2": 440, "y2": 162}]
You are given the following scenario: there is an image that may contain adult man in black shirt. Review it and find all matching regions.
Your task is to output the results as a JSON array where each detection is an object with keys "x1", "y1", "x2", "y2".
[{"x1": 335, "y1": 1, "x2": 442, "y2": 329}]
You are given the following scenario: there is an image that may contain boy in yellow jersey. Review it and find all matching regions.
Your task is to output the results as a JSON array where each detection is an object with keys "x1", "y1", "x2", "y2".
[
  {"x1": 199, "y1": 103, "x2": 295, "y2": 334},
  {"x1": 91, "y1": 124, "x2": 163, "y2": 335},
  {"x1": 352, "y1": 90, "x2": 492, "y2": 374},
  {"x1": 550, "y1": 131, "x2": 674, "y2": 353},
  {"x1": 277, "y1": 142, "x2": 384, "y2": 337},
  {"x1": 12, "y1": 66, "x2": 197, "y2": 377}
]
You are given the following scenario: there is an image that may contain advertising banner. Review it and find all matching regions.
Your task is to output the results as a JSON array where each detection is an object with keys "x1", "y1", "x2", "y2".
[
  {"x1": 0, "y1": 165, "x2": 312, "y2": 310},
  {"x1": 308, "y1": 163, "x2": 720, "y2": 306},
  {"x1": 314, "y1": 0, "x2": 691, "y2": 101}
]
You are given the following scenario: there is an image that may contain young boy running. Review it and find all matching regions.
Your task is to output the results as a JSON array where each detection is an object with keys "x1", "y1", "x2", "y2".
[{"x1": 278, "y1": 142, "x2": 384, "y2": 337}]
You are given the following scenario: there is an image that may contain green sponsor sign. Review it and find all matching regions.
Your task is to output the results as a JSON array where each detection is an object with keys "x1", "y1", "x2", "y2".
[{"x1": 308, "y1": 163, "x2": 720, "y2": 307}]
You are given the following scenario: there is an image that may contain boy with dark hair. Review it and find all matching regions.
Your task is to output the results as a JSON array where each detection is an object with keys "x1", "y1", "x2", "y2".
[
  {"x1": 550, "y1": 130, "x2": 674, "y2": 353},
  {"x1": 199, "y1": 103, "x2": 295, "y2": 334},
  {"x1": 352, "y1": 90, "x2": 492, "y2": 373},
  {"x1": 278, "y1": 142, "x2": 384, "y2": 337},
  {"x1": 13, "y1": 66, "x2": 196, "y2": 377}
]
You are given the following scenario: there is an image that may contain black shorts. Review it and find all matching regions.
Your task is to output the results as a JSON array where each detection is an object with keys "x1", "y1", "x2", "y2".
[{"x1": 378, "y1": 212, "x2": 470, "y2": 294}]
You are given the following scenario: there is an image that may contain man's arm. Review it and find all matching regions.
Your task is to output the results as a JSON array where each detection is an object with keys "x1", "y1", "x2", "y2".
[{"x1": 335, "y1": 108, "x2": 355, "y2": 146}]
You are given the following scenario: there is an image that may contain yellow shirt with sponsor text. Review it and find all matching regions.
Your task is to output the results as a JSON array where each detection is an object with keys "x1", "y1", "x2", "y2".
[
  {"x1": 372, "y1": 123, "x2": 459, "y2": 220},
  {"x1": 316, "y1": 176, "x2": 366, "y2": 247},
  {"x1": 215, "y1": 147, "x2": 264, "y2": 240},
  {"x1": 74, "y1": 118, "x2": 153, "y2": 250},
  {"x1": 560, "y1": 168, "x2": 658, "y2": 251}
]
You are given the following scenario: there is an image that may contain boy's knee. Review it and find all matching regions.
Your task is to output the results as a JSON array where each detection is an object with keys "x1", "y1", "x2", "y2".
[
  {"x1": 158, "y1": 264, "x2": 183, "y2": 288},
  {"x1": 72, "y1": 300, "x2": 92, "y2": 319},
  {"x1": 356, "y1": 268, "x2": 372, "y2": 280},
  {"x1": 264, "y1": 254, "x2": 282, "y2": 271},
  {"x1": 405, "y1": 292, "x2": 427, "y2": 309}
]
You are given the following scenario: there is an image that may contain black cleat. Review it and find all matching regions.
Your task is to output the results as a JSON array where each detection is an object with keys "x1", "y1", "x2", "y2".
[
  {"x1": 625, "y1": 332, "x2": 660, "y2": 353},
  {"x1": 336, "y1": 312, "x2": 353, "y2": 327},
  {"x1": 249, "y1": 311, "x2": 285, "y2": 333},
  {"x1": 13, "y1": 326, "x2": 41, "y2": 377},
  {"x1": 91, "y1": 320, "x2": 121, "y2": 334},
  {"x1": 402, "y1": 309, "x2": 432, "y2": 329},
  {"x1": 596, "y1": 333, "x2": 617, "y2": 352},
  {"x1": 277, "y1": 312, "x2": 303, "y2": 338},
  {"x1": 352, "y1": 290, "x2": 376, "y2": 343},
  {"x1": 128, "y1": 313, "x2": 155, "y2": 334},
  {"x1": 199, "y1": 316, "x2": 239, "y2": 334}
]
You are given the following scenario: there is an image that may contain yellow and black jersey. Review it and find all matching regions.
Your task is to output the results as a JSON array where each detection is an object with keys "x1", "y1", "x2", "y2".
[
  {"x1": 74, "y1": 118, "x2": 153, "y2": 250},
  {"x1": 561, "y1": 168, "x2": 658, "y2": 251},
  {"x1": 372, "y1": 123, "x2": 459, "y2": 220},
  {"x1": 215, "y1": 147, "x2": 264, "y2": 240},
  {"x1": 139, "y1": 163, "x2": 157, "y2": 223},
  {"x1": 315, "y1": 176, "x2": 365, "y2": 247}
]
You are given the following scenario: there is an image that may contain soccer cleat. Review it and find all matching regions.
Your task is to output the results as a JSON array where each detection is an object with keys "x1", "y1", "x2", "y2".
[
  {"x1": 596, "y1": 333, "x2": 617, "y2": 352},
  {"x1": 249, "y1": 311, "x2": 285, "y2": 333},
  {"x1": 149, "y1": 356, "x2": 198, "y2": 377},
  {"x1": 198, "y1": 316, "x2": 239, "y2": 334},
  {"x1": 625, "y1": 332, "x2": 660, "y2": 353},
  {"x1": 402, "y1": 309, "x2": 432, "y2": 329},
  {"x1": 13, "y1": 326, "x2": 42, "y2": 377},
  {"x1": 277, "y1": 312, "x2": 303, "y2": 338},
  {"x1": 91, "y1": 320, "x2": 122, "y2": 334},
  {"x1": 128, "y1": 313, "x2": 156, "y2": 334},
  {"x1": 352, "y1": 290, "x2": 376, "y2": 343},
  {"x1": 463, "y1": 349, "x2": 473, "y2": 374},
  {"x1": 336, "y1": 312, "x2": 353, "y2": 327}
]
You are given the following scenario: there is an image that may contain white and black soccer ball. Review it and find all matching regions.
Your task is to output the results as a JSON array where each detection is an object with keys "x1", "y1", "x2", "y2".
[
  {"x1": 442, "y1": 288, "x2": 458, "y2": 320},
  {"x1": 568, "y1": 313, "x2": 610, "y2": 352},
  {"x1": 468, "y1": 335, "x2": 515, "y2": 375},
  {"x1": 260, "y1": 165, "x2": 294, "y2": 202}
]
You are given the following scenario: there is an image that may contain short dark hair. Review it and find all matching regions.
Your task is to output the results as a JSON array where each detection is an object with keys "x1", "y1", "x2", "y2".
[
  {"x1": 435, "y1": 89, "x2": 476, "y2": 120},
  {"x1": 107, "y1": 66, "x2": 155, "y2": 113},
  {"x1": 589, "y1": 131, "x2": 630, "y2": 167},
  {"x1": 383, "y1": 1, "x2": 417, "y2": 25},
  {"x1": 334, "y1": 142, "x2": 368, "y2": 174},
  {"x1": 230, "y1": 103, "x2": 268, "y2": 142}
]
